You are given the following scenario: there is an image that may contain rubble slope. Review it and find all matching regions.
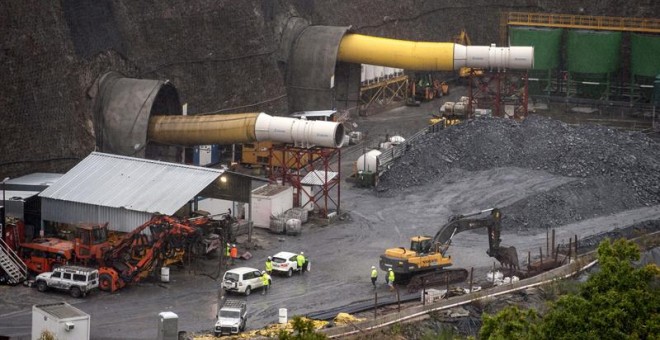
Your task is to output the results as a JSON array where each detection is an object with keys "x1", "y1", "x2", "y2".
[{"x1": 378, "y1": 115, "x2": 660, "y2": 231}]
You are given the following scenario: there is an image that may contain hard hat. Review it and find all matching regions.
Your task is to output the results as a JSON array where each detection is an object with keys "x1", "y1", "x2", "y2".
[
  {"x1": 232, "y1": 244, "x2": 236, "y2": 247},
  {"x1": 267, "y1": 256, "x2": 272, "y2": 260},
  {"x1": 300, "y1": 251, "x2": 304, "y2": 255},
  {"x1": 388, "y1": 268, "x2": 392, "y2": 271},
  {"x1": 262, "y1": 271, "x2": 266, "y2": 275},
  {"x1": 371, "y1": 266, "x2": 375, "y2": 269}
]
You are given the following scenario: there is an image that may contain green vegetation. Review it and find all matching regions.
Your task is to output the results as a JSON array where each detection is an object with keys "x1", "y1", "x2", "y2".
[
  {"x1": 480, "y1": 238, "x2": 660, "y2": 340},
  {"x1": 479, "y1": 306, "x2": 540, "y2": 340},
  {"x1": 278, "y1": 316, "x2": 328, "y2": 340}
]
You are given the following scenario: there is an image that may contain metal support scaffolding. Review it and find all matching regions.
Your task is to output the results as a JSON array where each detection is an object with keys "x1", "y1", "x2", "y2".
[
  {"x1": 468, "y1": 70, "x2": 529, "y2": 120},
  {"x1": 359, "y1": 75, "x2": 408, "y2": 116},
  {"x1": 268, "y1": 146, "x2": 341, "y2": 218}
]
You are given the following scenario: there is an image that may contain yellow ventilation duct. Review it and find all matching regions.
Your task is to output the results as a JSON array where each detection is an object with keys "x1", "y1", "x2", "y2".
[{"x1": 337, "y1": 34, "x2": 534, "y2": 71}]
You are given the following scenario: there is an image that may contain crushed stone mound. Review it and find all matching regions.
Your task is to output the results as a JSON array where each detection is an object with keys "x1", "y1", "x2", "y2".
[{"x1": 377, "y1": 115, "x2": 660, "y2": 230}]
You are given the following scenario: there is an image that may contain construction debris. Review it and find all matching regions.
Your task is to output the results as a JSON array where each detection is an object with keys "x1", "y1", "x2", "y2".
[
  {"x1": 333, "y1": 312, "x2": 364, "y2": 326},
  {"x1": 192, "y1": 317, "x2": 329, "y2": 339},
  {"x1": 487, "y1": 270, "x2": 520, "y2": 286}
]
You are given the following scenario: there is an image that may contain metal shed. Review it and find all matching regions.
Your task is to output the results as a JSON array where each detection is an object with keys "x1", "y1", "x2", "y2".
[{"x1": 38, "y1": 152, "x2": 226, "y2": 232}]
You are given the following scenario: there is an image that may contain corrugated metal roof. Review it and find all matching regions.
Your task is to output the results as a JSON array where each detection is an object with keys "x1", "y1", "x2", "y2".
[
  {"x1": 39, "y1": 152, "x2": 223, "y2": 215},
  {"x1": 35, "y1": 302, "x2": 89, "y2": 320},
  {"x1": 300, "y1": 170, "x2": 339, "y2": 186},
  {"x1": 5, "y1": 173, "x2": 63, "y2": 186}
]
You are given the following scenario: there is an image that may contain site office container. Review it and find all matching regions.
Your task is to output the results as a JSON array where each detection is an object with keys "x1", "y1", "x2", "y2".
[
  {"x1": 32, "y1": 303, "x2": 90, "y2": 340},
  {"x1": 251, "y1": 184, "x2": 293, "y2": 228}
]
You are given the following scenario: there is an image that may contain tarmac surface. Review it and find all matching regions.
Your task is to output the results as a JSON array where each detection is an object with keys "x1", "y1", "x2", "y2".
[{"x1": 1, "y1": 92, "x2": 659, "y2": 339}]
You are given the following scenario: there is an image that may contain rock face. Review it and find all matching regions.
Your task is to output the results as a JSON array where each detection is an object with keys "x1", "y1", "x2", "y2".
[
  {"x1": 1, "y1": 1, "x2": 656, "y2": 176},
  {"x1": 377, "y1": 115, "x2": 660, "y2": 231}
]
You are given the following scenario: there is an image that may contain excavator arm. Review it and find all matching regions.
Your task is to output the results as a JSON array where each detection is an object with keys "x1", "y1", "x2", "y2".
[
  {"x1": 432, "y1": 208, "x2": 519, "y2": 269},
  {"x1": 432, "y1": 208, "x2": 501, "y2": 253}
]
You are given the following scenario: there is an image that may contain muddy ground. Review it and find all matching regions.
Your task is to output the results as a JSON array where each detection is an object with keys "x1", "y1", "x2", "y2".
[{"x1": 1, "y1": 93, "x2": 659, "y2": 339}]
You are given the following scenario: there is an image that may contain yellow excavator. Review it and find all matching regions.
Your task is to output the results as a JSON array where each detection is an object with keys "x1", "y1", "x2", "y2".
[{"x1": 380, "y1": 208, "x2": 519, "y2": 290}]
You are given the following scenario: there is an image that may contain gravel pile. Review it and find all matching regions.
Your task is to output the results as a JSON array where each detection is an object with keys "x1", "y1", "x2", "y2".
[{"x1": 377, "y1": 115, "x2": 660, "y2": 230}]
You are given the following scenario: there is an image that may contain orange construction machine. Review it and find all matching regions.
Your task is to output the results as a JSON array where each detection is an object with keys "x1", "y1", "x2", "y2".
[
  {"x1": 11, "y1": 215, "x2": 220, "y2": 292},
  {"x1": 98, "y1": 215, "x2": 201, "y2": 292},
  {"x1": 18, "y1": 223, "x2": 110, "y2": 273}
]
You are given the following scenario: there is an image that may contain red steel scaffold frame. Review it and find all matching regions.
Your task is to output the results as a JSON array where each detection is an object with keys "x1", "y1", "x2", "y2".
[
  {"x1": 468, "y1": 70, "x2": 529, "y2": 120},
  {"x1": 268, "y1": 146, "x2": 341, "y2": 218}
]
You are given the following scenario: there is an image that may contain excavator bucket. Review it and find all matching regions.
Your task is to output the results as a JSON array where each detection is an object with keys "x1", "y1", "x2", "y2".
[{"x1": 487, "y1": 246, "x2": 520, "y2": 271}]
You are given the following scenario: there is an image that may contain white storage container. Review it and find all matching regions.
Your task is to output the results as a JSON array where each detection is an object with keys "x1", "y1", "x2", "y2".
[
  {"x1": 32, "y1": 303, "x2": 90, "y2": 340},
  {"x1": 252, "y1": 185, "x2": 294, "y2": 228}
]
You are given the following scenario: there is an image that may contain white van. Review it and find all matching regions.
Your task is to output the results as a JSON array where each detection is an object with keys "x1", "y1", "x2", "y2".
[{"x1": 222, "y1": 267, "x2": 264, "y2": 296}]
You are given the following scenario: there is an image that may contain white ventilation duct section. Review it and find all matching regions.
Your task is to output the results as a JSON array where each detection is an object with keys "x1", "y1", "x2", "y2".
[{"x1": 454, "y1": 44, "x2": 535, "y2": 70}]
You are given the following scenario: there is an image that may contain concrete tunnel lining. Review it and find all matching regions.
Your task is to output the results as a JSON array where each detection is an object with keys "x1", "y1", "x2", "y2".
[
  {"x1": 286, "y1": 25, "x2": 351, "y2": 112},
  {"x1": 94, "y1": 71, "x2": 181, "y2": 161},
  {"x1": 283, "y1": 26, "x2": 533, "y2": 113}
]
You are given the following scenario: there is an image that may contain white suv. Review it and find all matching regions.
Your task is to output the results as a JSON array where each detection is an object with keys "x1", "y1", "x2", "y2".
[
  {"x1": 35, "y1": 265, "x2": 99, "y2": 298},
  {"x1": 271, "y1": 251, "x2": 310, "y2": 277},
  {"x1": 222, "y1": 267, "x2": 264, "y2": 296},
  {"x1": 214, "y1": 299, "x2": 247, "y2": 336}
]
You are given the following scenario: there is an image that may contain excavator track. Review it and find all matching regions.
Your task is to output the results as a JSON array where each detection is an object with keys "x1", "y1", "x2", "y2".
[{"x1": 406, "y1": 268, "x2": 469, "y2": 293}]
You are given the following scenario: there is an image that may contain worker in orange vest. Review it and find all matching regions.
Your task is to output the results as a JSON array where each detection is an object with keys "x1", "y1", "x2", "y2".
[{"x1": 230, "y1": 244, "x2": 238, "y2": 265}]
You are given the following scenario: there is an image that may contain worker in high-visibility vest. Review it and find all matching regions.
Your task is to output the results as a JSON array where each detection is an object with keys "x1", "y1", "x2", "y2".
[
  {"x1": 225, "y1": 243, "x2": 231, "y2": 267},
  {"x1": 370, "y1": 266, "x2": 378, "y2": 288},
  {"x1": 230, "y1": 244, "x2": 238, "y2": 265},
  {"x1": 387, "y1": 268, "x2": 395, "y2": 291},
  {"x1": 296, "y1": 252, "x2": 306, "y2": 275},
  {"x1": 265, "y1": 256, "x2": 273, "y2": 275},
  {"x1": 261, "y1": 271, "x2": 271, "y2": 295}
]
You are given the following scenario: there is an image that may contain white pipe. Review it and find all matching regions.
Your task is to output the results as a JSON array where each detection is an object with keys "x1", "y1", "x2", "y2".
[
  {"x1": 254, "y1": 113, "x2": 345, "y2": 148},
  {"x1": 453, "y1": 44, "x2": 534, "y2": 70}
]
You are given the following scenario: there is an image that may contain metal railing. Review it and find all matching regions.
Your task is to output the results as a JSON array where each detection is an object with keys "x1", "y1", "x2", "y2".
[
  {"x1": 507, "y1": 12, "x2": 660, "y2": 33},
  {"x1": 0, "y1": 237, "x2": 28, "y2": 284},
  {"x1": 377, "y1": 128, "x2": 429, "y2": 175}
]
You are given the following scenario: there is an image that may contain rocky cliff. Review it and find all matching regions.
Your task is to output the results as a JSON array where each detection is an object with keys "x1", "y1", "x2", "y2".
[{"x1": 1, "y1": 0, "x2": 657, "y2": 176}]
